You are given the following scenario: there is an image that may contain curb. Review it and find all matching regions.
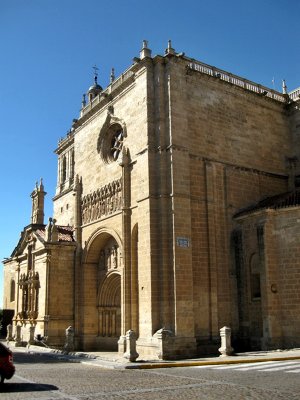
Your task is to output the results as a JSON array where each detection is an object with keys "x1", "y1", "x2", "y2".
[
  {"x1": 7, "y1": 341, "x2": 300, "y2": 370},
  {"x1": 123, "y1": 355, "x2": 300, "y2": 370}
]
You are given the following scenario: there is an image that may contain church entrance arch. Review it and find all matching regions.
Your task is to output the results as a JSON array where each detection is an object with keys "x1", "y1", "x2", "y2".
[
  {"x1": 84, "y1": 229, "x2": 122, "y2": 351},
  {"x1": 97, "y1": 273, "x2": 121, "y2": 349}
]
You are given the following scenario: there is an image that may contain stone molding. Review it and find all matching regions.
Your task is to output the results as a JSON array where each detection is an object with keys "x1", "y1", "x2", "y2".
[{"x1": 81, "y1": 178, "x2": 122, "y2": 225}]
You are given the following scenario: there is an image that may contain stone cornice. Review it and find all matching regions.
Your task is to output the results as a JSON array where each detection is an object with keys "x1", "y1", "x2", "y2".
[{"x1": 55, "y1": 131, "x2": 75, "y2": 154}]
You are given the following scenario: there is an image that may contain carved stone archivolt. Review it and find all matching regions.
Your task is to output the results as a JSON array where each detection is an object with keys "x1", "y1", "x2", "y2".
[{"x1": 81, "y1": 178, "x2": 122, "y2": 225}]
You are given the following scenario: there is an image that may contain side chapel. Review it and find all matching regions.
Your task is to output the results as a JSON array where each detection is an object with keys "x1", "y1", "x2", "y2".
[{"x1": 3, "y1": 41, "x2": 300, "y2": 359}]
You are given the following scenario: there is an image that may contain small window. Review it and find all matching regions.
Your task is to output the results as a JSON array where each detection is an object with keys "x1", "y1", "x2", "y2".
[{"x1": 251, "y1": 273, "x2": 261, "y2": 299}]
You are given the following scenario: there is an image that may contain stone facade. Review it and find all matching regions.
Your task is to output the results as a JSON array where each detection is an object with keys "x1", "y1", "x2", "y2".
[{"x1": 3, "y1": 41, "x2": 300, "y2": 359}]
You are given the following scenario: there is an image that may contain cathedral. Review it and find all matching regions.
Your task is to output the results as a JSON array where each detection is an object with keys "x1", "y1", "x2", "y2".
[{"x1": 3, "y1": 41, "x2": 300, "y2": 359}]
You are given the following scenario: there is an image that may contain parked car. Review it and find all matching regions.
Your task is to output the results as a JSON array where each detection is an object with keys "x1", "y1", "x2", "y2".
[{"x1": 0, "y1": 342, "x2": 15, "y2": 384}]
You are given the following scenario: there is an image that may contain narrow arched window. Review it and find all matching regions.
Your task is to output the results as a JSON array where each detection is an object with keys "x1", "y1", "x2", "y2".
[
  {"x1": 70, "y1": 149, "x2": 75, "y2": 181},
  {"x1": 10, "y1": 279, "x2": 15, "y2": 302},
  {"x1": 62, "y1": 155, "x2": 67, "y2": 182},
  {"x1": 250, "y1": 254, "x2": 261, "y2": 300}
]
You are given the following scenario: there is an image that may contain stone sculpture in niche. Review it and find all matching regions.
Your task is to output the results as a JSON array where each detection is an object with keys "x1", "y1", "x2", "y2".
[{"x1": 98, "y1": 242, "x2": 120, "y2": 272}]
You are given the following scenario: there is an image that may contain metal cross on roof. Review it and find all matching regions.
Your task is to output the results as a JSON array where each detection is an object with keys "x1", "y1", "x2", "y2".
[{"x1": 93, "y1": 65, "x2": 99, "y2": 83}]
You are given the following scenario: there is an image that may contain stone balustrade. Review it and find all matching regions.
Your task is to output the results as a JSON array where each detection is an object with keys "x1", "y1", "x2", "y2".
[
  {"x1": 289, "y1": 87, "x2": 300, "y2": 101},
  {"x1": 188, "y1": 60, "x2": 287, "y2": 103}
]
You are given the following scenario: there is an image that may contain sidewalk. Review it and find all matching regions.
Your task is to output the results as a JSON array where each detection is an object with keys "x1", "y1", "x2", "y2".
[
  {"x1": 5, "y1": 340, "x2": 300, "y2": 370},
  {"x1": 82, "y1": 348, "x2": 300, "y2": 370}
]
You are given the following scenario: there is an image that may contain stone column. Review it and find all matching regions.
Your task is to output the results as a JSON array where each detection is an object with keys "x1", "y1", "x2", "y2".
[
  {"x1": 16, "y1": 260, "x2": 20, "y2": 317},
  {"x1": 57, "y1": 156, "x2": 61, "y2": 190},
  {"x1": 118, "y1": 147, "x2": 132, "y2": 354},
  {"x1": 73, "y1": 175, "x2": 82, "y2": 349}
]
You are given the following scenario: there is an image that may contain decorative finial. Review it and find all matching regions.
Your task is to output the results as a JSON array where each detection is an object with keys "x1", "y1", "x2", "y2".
[
  {"x1": 110, "y1": 68, "x2": 115, "y2": 83},
  {"x1": 140, "y1": 40, "x2": 152, "y2": 60},
  {"x1": 165, "y1": 40, "x2": 176, "y2": 55},
  {"x1": 51, "y1": 218, "x2": 58, "y2": 242},
  {"x1": 81, "y1": 94, "x2": 86, "y2": 108},
  {"x1": 45, "y1": 217, "x2": 52, "y2": 242},
  {"x1": 31, "y1": 179, "x2": 46, "y2": 225},
  {"x1": 39, "y1": 178, "x2": 44, "y2": 190},
  {"x1": 282, "y1": 79, "x2": 288, "y2": 95},
  {"x1": 93, "y1": 65, "x2": 99, "y2": 84}
]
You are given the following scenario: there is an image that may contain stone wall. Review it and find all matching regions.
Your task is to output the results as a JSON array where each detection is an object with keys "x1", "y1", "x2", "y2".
[
  {"x1": 2, "y1": 259, "x2": 16, "y2": 311},
  {"x1": 235, "y1": 207, "x2": 300, "y2": 350},
  {"x1": 150, "y1": 56, "x2": 290, "y2": 353},
  {"x1": 271, "y1": 208, "x2": 300, "y2": 347},
  {"x1": 53, "y1": 189, "x2": 75, "y2": 226}
]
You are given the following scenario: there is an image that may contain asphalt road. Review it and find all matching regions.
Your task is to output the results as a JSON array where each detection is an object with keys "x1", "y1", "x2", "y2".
[{"x1": 1, "y1": 350, "x2": 300, "y2": 399}]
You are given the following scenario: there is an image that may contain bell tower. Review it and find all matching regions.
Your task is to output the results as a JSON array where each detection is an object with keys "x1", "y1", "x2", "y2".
[{"x1": 31, "y1": 179, "x2": 46, "y2": 225}]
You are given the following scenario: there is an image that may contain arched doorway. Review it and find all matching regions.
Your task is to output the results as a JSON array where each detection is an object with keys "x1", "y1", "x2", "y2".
[
  {"x1": 97, "y1": 272, "x2": 121, "y2": 350},
  {"x1": 96, "y1": 235, "x2": 122, "y2": 350},
  {"x1": 84, "y1": 230, "x2": 122, "y2": 351}
]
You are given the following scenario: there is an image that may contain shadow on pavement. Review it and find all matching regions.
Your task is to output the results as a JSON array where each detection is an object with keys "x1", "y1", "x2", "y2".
[
  {"x1": 12, "y1": 351, "x2": 67, "y2": 364},
  {"x1": 0, "y1": 382, "x2": 58, "y2": 393}
]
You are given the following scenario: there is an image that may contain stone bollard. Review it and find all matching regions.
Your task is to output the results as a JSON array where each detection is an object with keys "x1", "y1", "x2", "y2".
[
  {"x1": 124, "y1": 330, "x2": 139, "y2": 362},
  {"x1": 64, "y1": 326, "x2": 75, "y2": 353},
  {"x1": 154, "y1": 328, "x2": 174, "y2": 360},
  {"x1": 6, "y1": 324, "x2": 13, "y2": 342},
  {"x1": 15, "y1": 325, "x2": 22, "y2": 347},
  {"x1": 28, "y1": 325, "x2": 35, "y2": 346},
  {"x1": 218, "y1": 326, "x2": 234, "y2": 357}
]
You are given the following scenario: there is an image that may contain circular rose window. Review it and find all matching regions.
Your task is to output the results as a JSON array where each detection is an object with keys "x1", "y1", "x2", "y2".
[{"x1": 98, "y1": 119, "x2": 126, "y2": 164}]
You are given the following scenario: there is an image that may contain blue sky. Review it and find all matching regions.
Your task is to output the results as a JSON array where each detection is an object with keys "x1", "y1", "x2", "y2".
[{"x1": 0, "y1": 0, "x2": 299, "y2": 308}]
